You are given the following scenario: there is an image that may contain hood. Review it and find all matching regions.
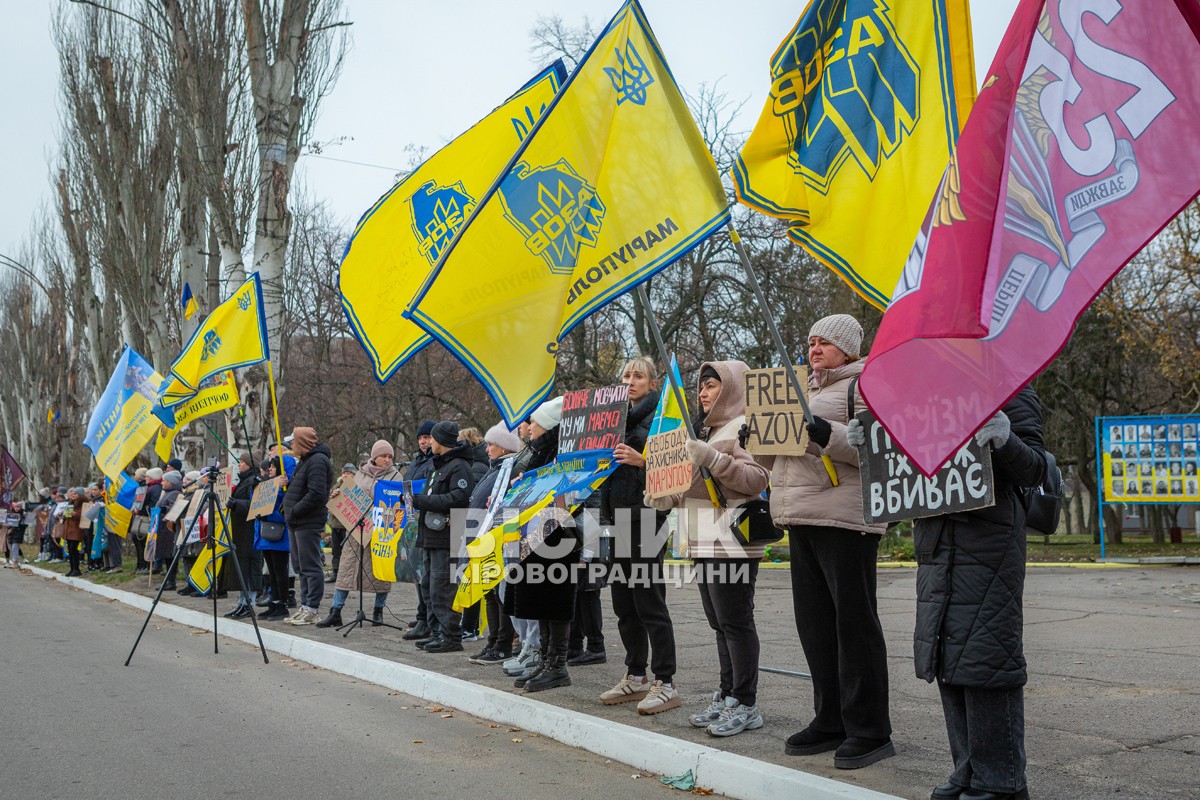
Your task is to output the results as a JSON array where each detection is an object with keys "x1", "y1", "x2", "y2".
[
  {"x1": 472, "y1": 442, "x2": 489, "y2": 464},
  {"x1": 696, "y1": 360, "x2": 750, "y2": 430},
  {"x1": 809, "y1": 357, "x2": 865, "y2": 390},
  {"x1": 302, "y1": 441, "x2": 333, "y2": 461}
]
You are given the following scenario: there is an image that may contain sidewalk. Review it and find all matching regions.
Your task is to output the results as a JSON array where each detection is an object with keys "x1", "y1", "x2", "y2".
[{"x1": 19, "y1": 561, "x2": 1200, "y2": 800}]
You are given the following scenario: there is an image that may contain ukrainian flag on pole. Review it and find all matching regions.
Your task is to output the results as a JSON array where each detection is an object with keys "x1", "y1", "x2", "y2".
[
  {"x1": 647, "y1": 355, "x2": 687, "y2": 438},
  {"x1": 732, "y1": 0, "x2": 976, "y2": 308},
  {"x1": 341, "y1": 63, "x2": 566, "y2": 382},
  {"x1": 103, "y1": 473, "x2": 138, "y2": 539},
  {"x1": 406, "y1": 0, "x2": 730, "y2": 426},
  {"x1": 160, "y1": 273, "x2": 269, "y2": 406},
  {"x1": 181, "y1": 282, "x2": 198, "y2": 321}
]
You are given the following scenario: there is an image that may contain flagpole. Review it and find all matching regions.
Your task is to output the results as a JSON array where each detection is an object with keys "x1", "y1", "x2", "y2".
[
  {"x1": 265, "y1": 360, "x2": 286, "y2": 477},
  {"x1": 727, "y1": 222, "x2": 840, "y2": 488},
  {"x1": 237, "y1": 407, "x2": 255, "y2": 466},
  {"x1": 633, "y1": 283, "x2": 725, "y2": 509}
]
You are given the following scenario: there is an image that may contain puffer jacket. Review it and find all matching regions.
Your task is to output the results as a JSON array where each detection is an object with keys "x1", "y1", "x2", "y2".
[
  {"x1": 913, "y1": 387, "x2": 1047, "y2": 688},
  {"x1": 768, "y1": 358, "x2": 885, "y2": 535},
  {"x1": 412, "y1": 441, "x2": 476, "y2": 549},
  {"x1": 282, "y1": 442, "x2": 333, "y2": 531},
  {"x1": 600, "y1": 389, "x2": 660, "y2": 517}
]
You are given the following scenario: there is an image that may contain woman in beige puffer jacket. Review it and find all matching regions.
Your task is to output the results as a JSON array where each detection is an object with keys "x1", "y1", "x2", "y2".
[{"x1": 772, "y1": 314, "x2": 893, "y2": 770}]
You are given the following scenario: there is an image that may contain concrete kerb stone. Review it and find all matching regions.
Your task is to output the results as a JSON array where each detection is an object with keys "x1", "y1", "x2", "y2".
[{"x1": 27, "y1": 565, "x2": 902, "y2": 800}]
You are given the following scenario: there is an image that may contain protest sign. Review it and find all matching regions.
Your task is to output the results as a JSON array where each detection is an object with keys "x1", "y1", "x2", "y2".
[
  {"x1": 80, "y1": 502, "x2": 95, "y2": 530},
  {"x1": 742, "y1": 366, "x2": 811, "y2": 456},
  {"x1": 645, "y1": 427, "x2": 692, "y2": 500},
  {"x1": 559, "y1": 384, "x2": 630, "y2": 454},
  {"x1": 856, "y1": 410, "x2": 994, "y2": 524},
  {"x1": 165, "y1": 495, "x2": 190, "y2": 523},
  {"x1": 328, "y1": 477, "x2": 374, "y2": 531},
  {"x1": 214, "y1": 469, "x2": 232, "y2": 505},
  {"x1": 500, "y1": 449, "x2": 616, "y2": 561},
  {"x1": 247, "y1": 476, "x2": 284, "y2": 520}
]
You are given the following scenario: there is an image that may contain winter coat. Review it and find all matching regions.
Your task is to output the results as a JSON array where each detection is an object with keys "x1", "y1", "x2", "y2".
[
  {"x1": 767, "y1": 358, "x2": 886, "y2": 535},
  {"x1": 154, "y1": 486, "x2": 182, "y2": 559},
  {"x1": 412, "y1": 441, "x2": 476, "y2": 550},
  {"x1": 141, "y1": 480, "x2": 163, "y2": 519},
  {"x1": 655, "y1": 361, "x2": 772, "y2": 560},
  {"x1": 255, "y1": 456, "x2": 296, "y2": 552},
  {"x1": 465, "y1": 456, "x2": 510, "y2": 539},
  {"x1": 221, "y1": 466, "x2": 260, "y2": 592},
  {"x1": 405, "y1": 450, "x2": 436, "y2": 483},
  {"x1": 335, "y1": 463, "x2": 402, "y2": 594},
  {"x1": 59, "y1": 497, "x2": 86, "y2": 542},
  {"x1": 468, "y1": 442, "x2": 490, "y2": 484},
  {"x1": 913, "y1": 387, "x2": 1047, "y2": 689},
  {"x1": 283, "y1": 442, "x2": 333, "y2": 531},
  {"x1": 600, "y1": 389, "x2": 669, "y2": 566}
]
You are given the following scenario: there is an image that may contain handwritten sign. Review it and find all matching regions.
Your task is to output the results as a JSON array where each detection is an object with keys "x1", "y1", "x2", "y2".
[
  {"x1": 329, "y1": 477, "x2": 374, "y2": 531},
  {"x1": 856, "y1": 410, "x2": 995, "y2": 524},
  {"x1": 559, "y1": 384, "x2": 630, "y2": 454},
  {"x1": 742, "y1": 366, "x2": 811, "y2": 456},
  {"x1": 248, "y1": 476, "x2": 284, "y2": 520},
  {"x1": 645, "y1": 427, "x2": 692, "y2": 500}
]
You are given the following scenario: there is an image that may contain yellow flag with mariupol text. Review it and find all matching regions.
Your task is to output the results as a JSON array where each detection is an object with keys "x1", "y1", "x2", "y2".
[
  {"x1": 406, "y1": 0, "x2": 730, "y2": 426},
  {"x1": 732, "y1": 0, "x2": 976, "y2": 308},
  {"x1": 160, "y1": 273, "x2": 268, "y2": 407},
  {"x1": 187, "y1": 510, "x2": 231, "y2": 595},
  {"x1": 154, "y1": 371, "x2": 240, "y2": 462},
  {"x1": 340, "y1": 62, "x2": 567, "y2": 382}
]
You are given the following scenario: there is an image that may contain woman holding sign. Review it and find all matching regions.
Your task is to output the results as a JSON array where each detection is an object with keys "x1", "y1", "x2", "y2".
[
  {"x1": 769, "y1": 314, "x2": 893, "y2": 769},
  {"x1": 315, "y1": 440, "x2": 402, "y2": 630}
]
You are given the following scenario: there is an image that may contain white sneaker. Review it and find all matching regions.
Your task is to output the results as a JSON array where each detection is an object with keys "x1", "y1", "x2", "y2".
[
  {"x1": 689, "y1": 690, "x2": 726, "y2": 727},
  {"x1": 289, "y1": 609, "x2": 318, "y2": 626},
  {"x1": 636, "y1": 680, "x2": 681, "y2": 715},
  {"x1": 503, "y1": 644, "x2": 537, "y2": 676},
  {"x1": 706, "y1": 697, "x2": 764, "y2": 737},
  {"x1": 600, "y1": 674, "x2": 650, "y2": 705}
]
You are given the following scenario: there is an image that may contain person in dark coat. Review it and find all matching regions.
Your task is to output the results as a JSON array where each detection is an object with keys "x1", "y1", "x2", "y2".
[
  {"x1": 401, "y1": 419, "x2": 437, "y2": 639},
  {"x1": 411, "y1": 421, "x2": 476, "y2": 653},
  {"x1": 154, "y1": 471, "x2": 183, "y2": 590},
  {"x1": 223, "y1": 453, "x2": 262, "y2": 618},
  {"x1": 281, "y1": 427, "x2": 333, "y2": 625},
  {"x1": 457, "y1": 426, "x2": 497, "y2": 638},
  {"x1": 910, "y1": 387, "x2": 1047, "y2": 800}
]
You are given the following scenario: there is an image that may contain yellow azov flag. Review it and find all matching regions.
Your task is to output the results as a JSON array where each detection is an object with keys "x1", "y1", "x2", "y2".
[
  {"x1": 187, "y1": 510, "x2": 230, "y2": 595},
  {"x1": 451, "y1": 495, "x2": 552, "y2": 613},
  {"x1": 161, "y1": 273, "x2": 268, "y2": 405},
  {"x1": 732, "y1": 0, "x2": 975, "y2": 308},
  {"x1": 341, "y1": 64, "x2": 566, "y2": 382},
  {"x1": 407, "y1": 0, "x2": 729, "y2": 425},
  {"x1": 154, "y1": 372, "x2": 240, "y2": 462}
]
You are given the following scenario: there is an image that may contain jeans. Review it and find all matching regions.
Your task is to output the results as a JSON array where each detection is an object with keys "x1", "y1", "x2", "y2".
[
  {"x1": 105, "y1": 537, "x2": 123, "y2": 569},
  {"x1": 789, "y1": 525, "x2": 891, "y2": 738},
  {"x1": 512, "y1": 617, "x2": 540, "y2": 650},
  {"x1": 420, "y1": 548, "x2": 461, "y2": 639},
  {"x1": 293, "y1": 527, "x2": 325, "y2": 610},
  {"x1": 610, "y1": 554, "x2": 676, "y2": 682},
  {"x1": 331, "y1": 587, "x2": 388, "y2": 610},
  {"x1": 696, "y1": 558, "x2": 760, "y2": 706},
  {"x1": 938, "y1": 682, "x2": 1027, "y2": 793},
  {"x1": 414, "y1": 546, "x2": 429, "y2": 626}
]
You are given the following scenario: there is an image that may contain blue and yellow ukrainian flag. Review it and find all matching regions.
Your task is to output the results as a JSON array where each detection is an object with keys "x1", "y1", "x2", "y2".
[
  {"x1": 406, "y1": 0, "x2": 730, "y2": 426},
  {"x1": 647, "y1": 355, "x2": 687, "y2": 438},
  {"x1": 161, "y1": 273, "x2": 268, "y2": 407},
  {"x1": 341, "y1": 62, "x2": 566, "y2": 383},
  {"x1": 181, "y1": 282, "x2": 198, "y2": 321},
  {"x1": 732, "y1": 0, "x2": 976, "y2": 308},
  {"x1": 47, "y1": 408, "x2": 58, "y2": 424},
  {"x1": 103, "y1": 473, "x2": 138, "y2": 539},
  {"x1": 84, "y1": 346, "x2": 177, "y2": 483}
]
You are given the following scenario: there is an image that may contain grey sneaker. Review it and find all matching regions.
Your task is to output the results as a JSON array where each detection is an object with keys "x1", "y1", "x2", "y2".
[
  {"x1": 501, "y1": 645, "x2": 529, "y2": 673},
  {"x1": 706, "y1": 697, "x2": 764, "y2": 737},
  {"x1": 689, "y1": 690, "x2": 726, "y2": 728},
  {"x1": 503, "y1": 645, "x2": 538, "y2": 676},
  {"x1": 511, "y1": 651, "x2": 542, "y2": 679}
]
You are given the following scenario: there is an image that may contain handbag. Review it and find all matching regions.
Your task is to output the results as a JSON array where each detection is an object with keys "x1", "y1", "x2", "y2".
[
  {"x1": 1023, "y1": 451, "x2": 1064, "y2": 535},
  {"x1": 728, "y1": 498, "x2": 784, "y2": 545},
  {"x1": 259, "y1": 521, "x2": 286, "y2": 542}
]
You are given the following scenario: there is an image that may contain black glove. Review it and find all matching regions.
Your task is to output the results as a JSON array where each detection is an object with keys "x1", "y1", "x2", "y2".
[
  {"x1": 806, "y1": 415, "x2": 832, "y2": 448},
  {"x1": 737, "y1": 423, "x2": 750, "y2": 449},
  {"x1": 225, "y1": 498, "x2": 236, "y2": 510}
]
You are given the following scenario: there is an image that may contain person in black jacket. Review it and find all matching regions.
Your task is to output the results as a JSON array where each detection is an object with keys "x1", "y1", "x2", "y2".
[
  {"x1": 909, "y1": 387, "x2": 1046, "y2": 800},
  {"x1": 401, "y1": 419, "x2": 437, "y2": 639},
  {"x1": 281, "y1": 426, "x2": 333, "y2": 625},
  {"x1": 411, "y1": 420, "x2": 476, "y2": 653},
  {"x1": 223, "y1": 453, "x2": 262, "y2": 618}
]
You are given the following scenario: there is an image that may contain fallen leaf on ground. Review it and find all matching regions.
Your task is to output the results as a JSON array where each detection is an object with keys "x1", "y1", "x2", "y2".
[
  {"x1": 440, "y1": 713, "x2": 453, "y2": 718},
  {"x1": 429, "y1": 706, "x2": 445, "y2": 712},
  {"x1": 511, "y1": 738, "x2": 523, "y2": 743},
  {"x1": 411, "y1": 740, "x2": 424, "y2": 744}
]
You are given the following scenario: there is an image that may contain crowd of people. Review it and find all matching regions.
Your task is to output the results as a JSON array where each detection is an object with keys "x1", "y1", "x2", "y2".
[{"x1": 2, "y1": 314, "x2": 1046, "y2": 800}]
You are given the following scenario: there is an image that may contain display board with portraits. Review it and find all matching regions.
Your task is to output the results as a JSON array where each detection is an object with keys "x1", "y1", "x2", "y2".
[{"x1": 1100, "y1": 415, "x2": 1200, "y2": 503}]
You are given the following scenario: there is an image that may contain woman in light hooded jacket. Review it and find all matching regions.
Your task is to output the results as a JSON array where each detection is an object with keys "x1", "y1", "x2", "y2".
[{"x1": 645, "y1": 360, "x2": 771, "y2": 737}]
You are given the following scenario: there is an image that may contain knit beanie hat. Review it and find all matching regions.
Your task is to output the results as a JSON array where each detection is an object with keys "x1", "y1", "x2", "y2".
[
  {"x1": 531, "y1": 396, "x2": 564, "y2": 430},
  {"x1": 38, "y1": 487, "x2": 51, "y2": 498},
  {"x1": 342, "y1": 463, "x2": 357, "y2": 474},
  {"x1": 162, "y1": 470, "x2": 182, "y2": 488},
  {"x1": 431, "y1": 421, "x2": 460, "y2": 448},
  {"x1": 185, "y1": 470, "x2": 202, "y2": 485},
  {"x1": 417, "y1": 419, "x2": 436, "y2": 437},
  {"x1": 808, "y1": 314, "x2": 863, "y2": 359},
  {"x1": 146, "y1": 467, "x2": 163, "y2": 481},
  {"x1": 167, "y1": 458, "x2": 183, "y2": 472},
  {"x1": 69, "y1": 486, "x2": 86, "y2": 496},
  {"x1": 370, "y1": 439, "x2": 394, "y2": 460},
  {"x1": 134, "y1": 467, "x2": 148, "y2": 481},
  {"x1": 290, "y1": 426, "x2": 318, "y2": 456},
  {"x1": 484, "y1": 422, "x2": 522, "y2": 455}
]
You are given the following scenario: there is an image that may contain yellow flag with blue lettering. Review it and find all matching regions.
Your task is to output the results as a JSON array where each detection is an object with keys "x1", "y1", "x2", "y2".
[
  {"x1": 161, "y1": 273, "x2": 268, "y2": 405},
  {"x1": 154, "y1": 372, "x2": 240, "y2": 462},
  {"x1": 341, "y1": 64, "x2": 567, "y2": 382},
  {"x1": 407, "y1": 0, "x2": 730, "y2": 426},
  {"x1": 732, "y1": 0, "x2": 975, "y2": 308},
  {"x1": 187, "y1": 510, "x2": 231, "y2": 595}
]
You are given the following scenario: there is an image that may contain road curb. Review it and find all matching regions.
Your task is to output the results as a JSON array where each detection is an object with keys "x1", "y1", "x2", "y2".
[{"x1": 25, "y1": 564, "x2": 901, "y2": 800}]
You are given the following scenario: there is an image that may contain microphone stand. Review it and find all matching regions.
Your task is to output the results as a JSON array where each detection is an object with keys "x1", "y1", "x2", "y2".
[{"x1": 338, "y1": 503, "x2": 406, "y2": 638}]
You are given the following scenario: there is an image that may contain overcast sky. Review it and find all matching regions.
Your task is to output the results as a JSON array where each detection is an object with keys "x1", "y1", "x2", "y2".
[{"x1": 0, "y1": 0, "x2": 1021, "y2": 259}]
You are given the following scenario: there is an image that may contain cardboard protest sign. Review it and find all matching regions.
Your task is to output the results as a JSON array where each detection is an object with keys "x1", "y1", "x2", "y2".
[
  {"x1": 214, "y1": 468, "x2": 232, "y2": 505},
  {"x1": 856, "y1": 410, "x2": 995, "y2": 524},
  {"x1": 164, "y1": 495, "x2": 190, "y2": 523},
  {"x1": 80, "y1": 502, "x2": 95, "y2": 530},
  {"x1": 559, "y1": 384, "x2": 630, "y2": 454},
  {"x1": 645, "y1": 427, "x2": 692, "y2": 500},
  {"x1": 328, "y1": 476, "x2": 374, "y2": 531},
  {"x1": 247, "y1": 476, "x2": 284, "y2": 520},
  {"x1": 742, "y1": 366, "x2": 811, "y2": 456}
]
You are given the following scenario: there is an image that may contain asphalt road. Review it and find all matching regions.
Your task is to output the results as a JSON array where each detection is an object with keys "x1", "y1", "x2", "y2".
[{"x1": 0, "y1": 570, "x2": 678, "y2": 800}]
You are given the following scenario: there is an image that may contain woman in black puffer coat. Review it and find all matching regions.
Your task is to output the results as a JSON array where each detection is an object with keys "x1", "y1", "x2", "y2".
[{"x1": 913, "y1": 386, "x2": 1046, "y2": 800}]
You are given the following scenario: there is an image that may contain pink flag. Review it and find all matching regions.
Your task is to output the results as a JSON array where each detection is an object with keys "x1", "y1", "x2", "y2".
[{"x1": 860, "y1": 0, "x2": 1200, "y2": 475}]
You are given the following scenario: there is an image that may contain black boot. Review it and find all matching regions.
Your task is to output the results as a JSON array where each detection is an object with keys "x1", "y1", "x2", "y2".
[
  {"x1": 524, "y1": 621, "x2": 571, "y2": 692},
  {"x1": 514, "y1": 636, "x2": 551, "y2": 689},
  {"x1": 263, "y1": 602, "x2": 289, "y2": 621},
  {"x1": 315, "y1": 608, "x2": 343, "y2": 628},
  {"x1": 371, "y1": 608, "x2": 384, "y2": 626},
  {"x1": 286, "y1": 589, "x2": 297, "y2": 608}
]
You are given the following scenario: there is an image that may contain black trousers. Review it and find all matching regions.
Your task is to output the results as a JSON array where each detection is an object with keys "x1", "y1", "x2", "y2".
[
  {"x1": 696, "y1": 558, "x2": 760, "y2": 706},
  {"x1": 329, "y1": 526, "x2": 347, "y2": 576},
  {"x1": 262, "y1": 550, "x2": 289, "y2": 605},
  {"x1": 484, "y1": 587, "x2": 515, "y2": 655},
  {"x1": 938, "y1": 682, "x2": 1026, "y2": 794},
  {"x1": 569, "y1": 588, "x2": 605, "y2": 654},
  {"x1": 789, "y1": 525, "x2": 891, "y2": 739},
  {"x1": 131, "y1": 533, "x2": 149, "y2": 570},
  {"x1": 610, "y1": 555, "x2": 676, "y2": 682},
  {"x1": 66, "y1": 540, "x2": 81, "y2": 573}
]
